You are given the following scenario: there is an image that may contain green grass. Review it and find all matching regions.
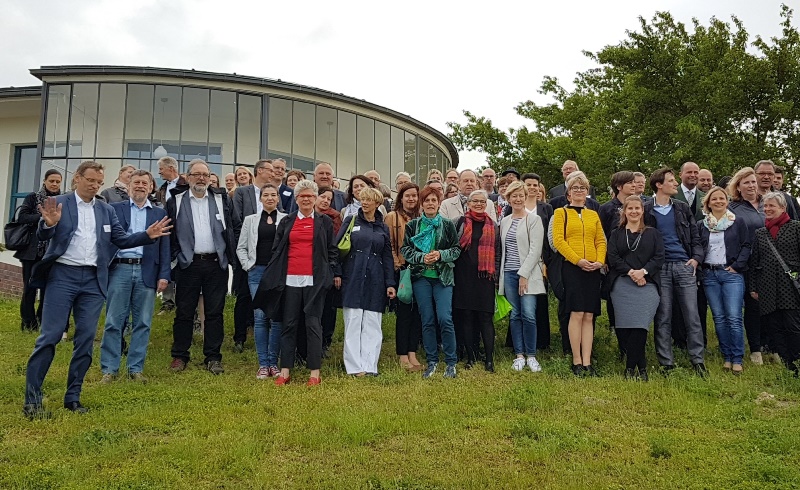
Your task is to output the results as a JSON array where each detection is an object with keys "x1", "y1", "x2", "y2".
[{"x1": 1, "y1": 296, "x2": 799, "y2": 489}]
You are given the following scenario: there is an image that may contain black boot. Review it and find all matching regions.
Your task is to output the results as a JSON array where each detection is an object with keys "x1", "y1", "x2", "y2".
[
  {"x1": 624, "y1": 368, "x2": 636, "y2": 380},
  {"x1": 638, "y1": 367, "x2": 649, "y2": 382}
]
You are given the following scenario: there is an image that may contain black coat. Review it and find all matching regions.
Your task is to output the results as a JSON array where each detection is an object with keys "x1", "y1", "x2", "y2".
[
  {"x1": 13, "y1": 192, "x2": 45, "y2": 262},
  {"x1": 643, "y1": 198, "x2": 704, "y2": 263},
  {"x1": 253, "y1": 212, "x2": 340, "y2": 321},
  {"x1": 697, "y1": 217, "x2": 751, "y2": 273},
  {"x1": 748, "y1": 221, "x2": 800, "y2": 316},
  {"x1": 606, "y1": 227, "x2": 665, "y2": 296}
]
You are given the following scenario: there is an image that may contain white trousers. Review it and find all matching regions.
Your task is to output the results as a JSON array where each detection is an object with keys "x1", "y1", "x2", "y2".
[{"x1": 343, "y1": 308, "x2": 383, "y2": 374}]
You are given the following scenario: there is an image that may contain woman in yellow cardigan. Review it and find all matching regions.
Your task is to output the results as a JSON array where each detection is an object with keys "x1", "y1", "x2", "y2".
[{"x1": 552, "y1": 171, "x2": 607, "y2": 376}]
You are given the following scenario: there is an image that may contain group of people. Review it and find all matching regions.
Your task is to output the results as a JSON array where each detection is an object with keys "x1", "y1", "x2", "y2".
[{"x1": 14, "y1": 153, "x2": 800, "y2": 419}]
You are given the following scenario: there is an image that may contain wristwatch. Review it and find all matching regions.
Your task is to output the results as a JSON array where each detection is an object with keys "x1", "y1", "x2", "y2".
[{"x1": 642, "y1": 269, "x2": 648, "y2": 275}]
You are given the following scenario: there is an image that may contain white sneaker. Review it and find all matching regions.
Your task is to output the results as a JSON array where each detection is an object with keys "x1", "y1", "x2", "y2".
[
  {"x1": 527, "y1": 356, "x2": 542, "y2": 373},
  {"x1": 512, "y1": 357, "x2": 526, "y2": 371}
]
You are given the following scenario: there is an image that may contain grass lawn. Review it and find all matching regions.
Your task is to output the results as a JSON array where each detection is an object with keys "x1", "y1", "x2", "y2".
[{"x1": 1, "y1": 295, "x2": 799, "y2": 489}]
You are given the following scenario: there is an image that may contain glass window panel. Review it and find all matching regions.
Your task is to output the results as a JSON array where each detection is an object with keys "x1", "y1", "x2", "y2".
[
  {"x1": 356, "y1": 116, "x2": 374, "y2": 174},
  {"x1": 209, "y1": 90, "x2": 236, "y2": 164},
  {"x1": 153, "y1": 85, "x2": 182, "y2": 161},
  {"x1": 374, "y1": 121, "x2": 390, "y2": 185},
  {"x1": 236, "y1": 94, "x2": 262, "y2": 165},
  {"x1": 337, "y1": 111, "x2": 356, "y2": 179},
  {"x1": 418, "y1": 139, "x2": 430, "y2": 184},
  {"x1": 14, "y1": 146, "x2": 39, "y2": 195},
  {"x1": 390, "y1": 126, "x2": 405, "y2": 182},
  {"x1": 124, "y1": 85, "x2": 154, "y2": 162},
  {"x1": 181, "y1": 87, "x2": 209, "y2": 161},
  {"x1": 404, "y1": 132, "x2": 416, "y2": 181},
  {"x1": 315, "y1": 106, "x2": 337, "y2": 168},
  {"x1": 292, "y1": 101, "x2": 315, "y2": 172},
  {"x1": 267, "y1": 97, "x2": 292, "y2": 163},
  {"x1": 95, "y1": 84, "x2": 126, "y2": 158},
  {"x1": 68, "y1": 83, "x2": 98, "y2": 158},
  {"x1": 43, "y1": 85, "x2": 71, "y2": 157}
]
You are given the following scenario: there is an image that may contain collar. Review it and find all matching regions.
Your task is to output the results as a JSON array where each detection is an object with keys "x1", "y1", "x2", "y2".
[
  {"x1": 653, "y1": 199, "x2": 672, "y2": 209},
  {"x1": 170, "y1": 177, "x2": 180, "y2": 185},
  {"x1": 297, "y1": 210, "x2": 314, "y2": 219},
  {"x1": 681, "y1": 183, "x2": 695, "y2": 195},
  {"x1": 189, "y1": 190, "x2": 208, "y2": 201},
  {"x1": 130, "y1": 197, "x2": 153, "y2": 209},
  {"x1": 76, "y1": 195, "x2": 95, "y2": 206}
]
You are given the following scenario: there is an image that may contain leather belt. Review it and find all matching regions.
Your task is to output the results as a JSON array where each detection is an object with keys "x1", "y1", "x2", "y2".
[
  {"x1": 702, "y1": 264, "x2": 726, "y2": 270},
  {"x1": 113, "y1": 258, "x2": 143, "y2": 265},
  {"x1": 193, "y1": 253, "x2": 219, "y2": 261}
]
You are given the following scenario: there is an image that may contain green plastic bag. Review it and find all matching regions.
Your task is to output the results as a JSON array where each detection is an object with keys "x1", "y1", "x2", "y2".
[
  {"x1": 397, "y1": 268, "x2": 413, "y2": 304},
  {"x1": 337, "y1": 215, "x2": 356, "y2": 259},
  {"x1": 494, "y1": 291, "x2": 512, "y2": 323}
]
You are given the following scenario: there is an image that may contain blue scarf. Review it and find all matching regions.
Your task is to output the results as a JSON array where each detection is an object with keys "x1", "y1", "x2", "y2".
[{"x1": 411, "y1": 214, "x2": 441, "y2": 252}]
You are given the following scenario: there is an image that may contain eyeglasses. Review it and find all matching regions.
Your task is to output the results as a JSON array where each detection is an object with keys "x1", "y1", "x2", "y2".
[
  {"x1": 469, "y1": 199, "x2": 487, "y2": 204},
  {"x1": 189, "y1": 173, "x2": 211, "y2": 178},
  {"x1": 297, "y1": 194, "x2": 316, "y2": 200},
  {"x1": 570, "y1": 186, "x2": 588, "y2": 192},
  {"x1": 755, "y1": 172, "x2": 775, "y2": 177}
]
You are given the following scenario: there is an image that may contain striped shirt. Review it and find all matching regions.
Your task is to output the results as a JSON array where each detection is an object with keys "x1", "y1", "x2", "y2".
[{"x1": 504, "y1": 218, "x2": 522, "y2": 272}]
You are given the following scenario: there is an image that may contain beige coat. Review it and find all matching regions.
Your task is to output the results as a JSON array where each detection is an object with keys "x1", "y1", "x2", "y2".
[{"x1": 439, "y1": 194, "x2": 498, "y2": 223}]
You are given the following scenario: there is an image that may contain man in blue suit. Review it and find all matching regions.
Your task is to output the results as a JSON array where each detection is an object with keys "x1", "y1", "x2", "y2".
[
  {"x1": 23, "y1": 161, "x2": 171, "y2": 420},
  {"x1": 99, "y1": 170, "x2": 172, "y2": 384}
]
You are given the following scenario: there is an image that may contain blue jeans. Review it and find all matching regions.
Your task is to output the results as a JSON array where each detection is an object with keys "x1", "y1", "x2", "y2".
[
  {"x1": 413, "y1": 277, "x2": 457, "y2": 367},
  {"x1": 100, "y1": 263, "x2": 157, "y2": 374},
  {"x1": 703, "y1": 268, "x2": 745, "y2": 364},
  {"x1": 504, "y1": 271, "x2": 538, "y2": 357},
  {"x1": 248, "y1": 265, "x2": 281, "y2": 367}
]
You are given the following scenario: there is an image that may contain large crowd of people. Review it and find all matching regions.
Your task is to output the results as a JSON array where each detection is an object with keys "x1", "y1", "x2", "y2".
[{"x1": 12, "y1": 155, "x2": 800, "y2": 420}]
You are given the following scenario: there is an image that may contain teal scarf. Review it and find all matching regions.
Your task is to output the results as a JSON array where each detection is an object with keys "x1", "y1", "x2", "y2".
[{"x1": 411, "y1": 214, "x2": 441, "y2": 252}]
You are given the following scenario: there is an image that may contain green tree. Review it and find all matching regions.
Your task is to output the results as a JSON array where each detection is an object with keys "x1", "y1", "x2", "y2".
[{"x1": 448, "y1": 5, "x2": 800, "y2": 195}]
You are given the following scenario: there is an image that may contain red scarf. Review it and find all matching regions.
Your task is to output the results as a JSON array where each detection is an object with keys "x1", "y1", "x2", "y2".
[
  {"x1": 765, "y1": 211, "x2": 790, "y2": 239},
  {"x1": 459, "y1": 210, "x2": 496, "y2": 279}
]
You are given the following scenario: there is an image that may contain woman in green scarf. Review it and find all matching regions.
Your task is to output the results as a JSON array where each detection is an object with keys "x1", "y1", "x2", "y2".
[{"x1": 401, "y1": 186, "x2": 461, "y2": 379}]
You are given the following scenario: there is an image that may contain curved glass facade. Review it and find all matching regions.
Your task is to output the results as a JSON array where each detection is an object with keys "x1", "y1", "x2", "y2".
[{"x1": 40, "y1": 82, "x2": 451, "y2": 188}]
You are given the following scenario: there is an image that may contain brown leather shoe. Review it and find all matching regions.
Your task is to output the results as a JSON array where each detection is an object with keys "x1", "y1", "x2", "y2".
[{"x1": 169, "y1": 358, "x2": 187, "y2": 372}]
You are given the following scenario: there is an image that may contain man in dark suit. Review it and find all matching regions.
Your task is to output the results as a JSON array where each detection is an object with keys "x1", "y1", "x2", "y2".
[
  {"x1": 270, "y1": 158, "x2": 297, "y2": 213},
  {"x1": 23, "y1": 161, "x2": 171, "y2": 419},
  {"x1": 100, "y1": 170, "x2": 172, "y2": 384},
  {"x1": 230, "y1": 159, "x2": 274, "y2": 351},
  {"x1": 156, "y1": 156, "x2": 186, "y2": 314},
  {"x1": 548, "y1": 160, "x2": 597, "y2": 201},
  {"x1": 167, "y1": 159, "x2": 235, "y2": 375},
  {"x1": 755, "y1": 159, "x2": 798, "y2": 220},
  {"x1": 314, "y1": 163, "x2": 346, "y2": 211},
  {"x1": 674, "y1": 161, "x2": 706, "y2": 222}
]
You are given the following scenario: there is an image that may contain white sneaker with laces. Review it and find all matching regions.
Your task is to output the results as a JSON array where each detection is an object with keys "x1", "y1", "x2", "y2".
[
  {"x1": 527, "y1": 356, "x2": 542, "y2": 372},
  {"x1": 512, "y1": 357, "x2": 526, "y2": 371}
]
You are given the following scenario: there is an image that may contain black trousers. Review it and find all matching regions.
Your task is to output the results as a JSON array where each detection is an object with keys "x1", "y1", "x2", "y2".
[
  {"x1": 20, "y1": 259, "x2": 44, "y2": 328},
  {"x1": 321, "y1": 288, "x2": 338, "y2": 349},
  {"x1": 616, "y1": 328, "x2": 648, "y2": 370},
  {"x1": 171, "y1": 259, "x2": 227, "y2": 364},
  {"x1": 536, "y1": 294, "x2": 550, "y2": 350},
  {"x1": 395, "y1": 298, "x2": 422, "y2": 355},
  {"x1": 765, "y1": 310, "x2": 800, "y2": 371},
  {"x1": 232, "y1": 268, "x2": 252, "y2": 344},
  {"x1": 744, "y1": 291, "x2": 764, "y2": 352},
  {"x1": 281, "y1": 286, "x2": 323, "y2": 370},
  {"x1": 456, "y1": 308, "x2": 495, "y2": 364}
]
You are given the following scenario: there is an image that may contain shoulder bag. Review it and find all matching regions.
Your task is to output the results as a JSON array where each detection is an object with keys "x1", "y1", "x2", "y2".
[
  {"x1": 4, "y1": 206, "x2": 33, "y2": 251},
  {"x1": 546, "y1": 207, "x2": 569, "y2": 301},
  {"x1": 337, "y1": 215, "x2": 356, "y2": 259}
]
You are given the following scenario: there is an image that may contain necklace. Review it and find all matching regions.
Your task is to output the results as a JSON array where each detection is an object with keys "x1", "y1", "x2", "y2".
[{"x1": 626, "y1": 228, "x2": 642, "y2": 251}]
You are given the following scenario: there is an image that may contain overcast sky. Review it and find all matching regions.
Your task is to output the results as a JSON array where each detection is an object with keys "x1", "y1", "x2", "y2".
[{"x1": 1, "y1": 0, "x2": 789, "y2": 169}]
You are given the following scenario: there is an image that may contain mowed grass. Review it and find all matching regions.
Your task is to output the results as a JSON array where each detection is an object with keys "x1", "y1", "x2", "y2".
[{"x1": 1, "y1": 295, "x2": 800, "y2": 489}]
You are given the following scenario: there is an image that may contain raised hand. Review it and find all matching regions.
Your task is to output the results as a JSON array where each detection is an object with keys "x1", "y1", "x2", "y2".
[
  {"x1": 38, "y1": 197, "x2": 62, "y2": 227},
  {"x1": 146, "y1": 217, "x2": 173, "y2": 239}
]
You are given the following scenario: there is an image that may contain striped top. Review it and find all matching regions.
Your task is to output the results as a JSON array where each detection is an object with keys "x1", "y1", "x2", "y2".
[{"x1": 504, "y1": 217, "x2": 522, "y2": 271}]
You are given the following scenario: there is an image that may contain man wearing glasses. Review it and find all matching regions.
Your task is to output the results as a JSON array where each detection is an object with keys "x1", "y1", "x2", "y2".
[
  {"x1": 166, "y1": 159, "x2": 235, "y2": 375},
  {"x1": 439, "y1": 169, "x2": 498, "y2": 222},
  {"x1": 755, "y1": 160, "x2": 798, "y2": 220}
]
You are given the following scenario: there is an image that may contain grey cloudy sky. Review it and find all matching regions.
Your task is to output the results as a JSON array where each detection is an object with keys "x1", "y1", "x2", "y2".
[{"x1": 1, "y1": 0, "x2": 789, "y2": 169}]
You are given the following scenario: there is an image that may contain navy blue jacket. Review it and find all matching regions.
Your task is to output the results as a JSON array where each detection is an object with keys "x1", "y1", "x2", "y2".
[
  {"x1": 697, "y1": 216, "x2": 752, "y2": 273},
  {"x1": 644, "y1": 198, "x2": 704, "y2": 263},
  {"x1": 30, "y1": 193, "x2": 154, "y2": 296},
  {"x1": 110, "y1": 201, "x2": 172, "y2": 289},
  {"x1": 335, "y1": 210, "x2": 395, "y2": 313}
]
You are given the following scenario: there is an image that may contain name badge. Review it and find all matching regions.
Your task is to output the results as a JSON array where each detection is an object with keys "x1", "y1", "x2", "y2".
[
  {"x1": 103, "y1": 225, "x2": 111, "y2": 232},
  {"x1": 283, "y1": 190, "x2": 292, "y2": 196},
  {"x1": 352, "y1": 226, "x2": 361, "y2": 232},
  {"x1": 215, "y1": 214, "x2": 222, "y2": 221}
]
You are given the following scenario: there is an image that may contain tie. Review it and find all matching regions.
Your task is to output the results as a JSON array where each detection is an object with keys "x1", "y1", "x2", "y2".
[{"x1": 688, "y1": 191, "x2": 696, "y2": 215}]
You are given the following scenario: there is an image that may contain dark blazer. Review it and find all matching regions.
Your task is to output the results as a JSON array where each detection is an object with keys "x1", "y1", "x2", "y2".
[
  {"x1": 110, "y1": 201, "x2": 172, "y2": 289},
  {"x1": 331, "y1": 188, "x2": 347, "y2": 212},
  {"x1": 605, "y1": 226, "x2": 665, "y2": 295},
  {"x1": 548, "y1": 195, "x2": 600, "y2": 212},
  {"x1": 548, "y1": 183, "x2": 597, "y2": 201},
  {"x1": 644, "y1": 198, "x2": 704, "y2": 263},
  {"x1": 232, "y1": 184, "x2": 259, "y2": 241},
  {"x1": 674, "y1": 186, "x2": 705, "y2": 222},
  {"x1": 13, "y1": 192, "x2": 45, "y2": 261},
  {"x1": 278, "y1": 183, "x2": 298, "y2": 215},
  {"x1": 697, "y1": 216, "x2": 751, "y2": 273},
  {"x1": 100, "y1": 185, "x2": 129, "y2": 204},
  {"x1": 30, "y1": 193, "x2": 154, "y2": 296},
  {"x1": 156, "y1": 176, "x2": 187, "y2": 205},
  {"x1": 253, "y1": 212, "x2": 340, "y2": 321}
]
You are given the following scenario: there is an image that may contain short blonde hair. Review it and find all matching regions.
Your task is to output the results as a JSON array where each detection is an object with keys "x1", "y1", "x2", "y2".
[
  {"x1": 294, "y1": 179, "x2": 318, "y2": 197},
  {"x1": 565, "y1": 171, "x2": 590, "y2": 201},
  {"x1": 504, "y1": 180, "x2": 527, "y2": 200},
  {"x1": 358, "y1": 187, "x2": 384, "y2": 204},
  {"x1": 701, "y1": 187, "x2": 730, "y2": 214},
  {"x1": 727, "y1": 167, "x2": 755, "y2": 202}
]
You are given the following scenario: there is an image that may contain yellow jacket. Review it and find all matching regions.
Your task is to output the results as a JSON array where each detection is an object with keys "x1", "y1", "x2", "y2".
[{"x1": 552, "y1": 207, "x2": 607, "y2": 265}]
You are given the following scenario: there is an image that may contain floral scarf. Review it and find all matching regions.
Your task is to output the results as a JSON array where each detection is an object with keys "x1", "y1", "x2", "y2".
[
  {"x1": 411, "y1": 214, "x2": 441, "y2": 253},
  {"x1": 459, "y1": 210, "x2": 496, "y2": 279},
  {"x1": 703, "y1": 209, "x2": 736, "y2": 233}
]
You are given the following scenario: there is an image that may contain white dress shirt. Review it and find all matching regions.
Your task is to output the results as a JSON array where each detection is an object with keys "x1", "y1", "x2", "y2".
[
  {"x1": 705, "y1": 232, "x2": 727, "y2": 265},
  {"x1": 166, "y1": 177, "x2": 180, "y2": 200},
  {"x1": 254, "y1": 185, "x2": 263, "y2": 214},
  {"x1": 286, "y1": 210, "x2": 314, "y2": 287},
  {"x1": 56, "y1": 197, "x2": 99, "y2": 267},
  {"x1": 190, "y1": 191, "x2": 216, "y2": 254},
  {"x1": 681, "y1": 184, "x2": 696, "y2": 207}
]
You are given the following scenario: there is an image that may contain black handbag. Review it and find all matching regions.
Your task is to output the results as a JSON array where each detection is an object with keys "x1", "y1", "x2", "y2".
[
  {"x1": 546, "y1": 207, "x2": 569, "y2": 301},
  {"x1": 4, "y1": 206, "x2": 33, "y2": 251}
]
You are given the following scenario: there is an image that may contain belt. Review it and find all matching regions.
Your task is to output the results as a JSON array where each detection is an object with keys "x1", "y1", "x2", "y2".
[
  {"x1": 702, "y1": 264, "x2": 726, "y2": 270},
  {"x1": 193, "y1": 253, "x2": 219, "y2": 261},
  {"x1": 113, "y1": 258, "x2": 143, "y2": 265}
]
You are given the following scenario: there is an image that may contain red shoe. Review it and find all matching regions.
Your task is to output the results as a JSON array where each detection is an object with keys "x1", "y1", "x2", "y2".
[
  {"x1": 274, "y1": 375, "x2": 291, "y2": 386},
  {"x1": 306, "y1": 376, "x2": 321, "y2": 386}
]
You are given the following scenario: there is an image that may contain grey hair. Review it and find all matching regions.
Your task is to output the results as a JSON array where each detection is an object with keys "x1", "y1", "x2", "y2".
[
  {"x1": 459, "y1": 169, "x2": 478, "y2": 179},
  {"x1": 186, "y1": 159, "x2": 208, "y2": 174},
  {"x1": 762, "y1": 191, "x2": 787, "y2": 209},
  {"x1": 755, "y1": 159, "x2": 776, "y2": 172},
  {"x1": 294, "y1": 179, "x2": 318, "y2": 197},
  {"x1": 468, "y1": 189, "x2": 488, "y2": 200},
  {"x1": 158, "y1": 156, "x2": 178, "y2": 169},
  {"x1": 395, "y1": 171, "x2": 411, "y2": 183},
  {"x1": 272, "y1": 158, "x2": 287, "y2": 165}
]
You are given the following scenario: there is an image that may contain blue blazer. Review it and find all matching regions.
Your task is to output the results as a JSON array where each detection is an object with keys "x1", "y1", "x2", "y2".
[
  {"x1": 30, "y1": 193, "x2": 154, "y2": 296},
  {"x1": 110, "y1": 201, "x2": 171, "y2": 289},
  {"x1": 697, "y1": 216, "x2": 752, "y2": 273}
]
